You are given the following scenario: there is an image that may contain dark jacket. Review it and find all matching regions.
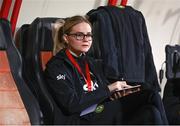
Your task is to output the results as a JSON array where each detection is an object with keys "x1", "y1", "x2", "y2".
[
  {"x1": 87, "y1": 6, "x2": 160, "y2": 91},
  {"x1": 44, "y1": 50, "x2": 168, "y2": 125},
  {"x1": 44, "y1": 49, "x2": 111, "y2": 123}
]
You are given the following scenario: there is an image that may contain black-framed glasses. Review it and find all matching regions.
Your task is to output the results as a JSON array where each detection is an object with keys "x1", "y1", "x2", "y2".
[{"x1": 67, "y1": 32, "x2": 93, "y2": 41}]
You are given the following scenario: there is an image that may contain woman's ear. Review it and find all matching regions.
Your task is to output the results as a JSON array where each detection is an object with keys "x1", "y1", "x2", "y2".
[{"x1": 63, "y1": 34, "x2": 69, "y2": 44}]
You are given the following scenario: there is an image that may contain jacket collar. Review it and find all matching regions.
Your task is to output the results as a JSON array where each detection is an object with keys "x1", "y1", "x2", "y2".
[
  {"x1": 54, "y1": 49, "x2": 101, "y2": 81},
  {"x1": 68, "y1": 49, "x2": 84, "y2": 58}
]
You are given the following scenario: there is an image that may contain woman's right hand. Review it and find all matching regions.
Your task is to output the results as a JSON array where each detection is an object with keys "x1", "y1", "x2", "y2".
[
  {"x1": 107, "y1": 81, "x2": 132, "y2": 92},
  {"x1": 108, "y1": 81, "x2": 141, "y2": 100},
  {"x1": 108, "y1": 81, "x2": 132, "y2": 101}
]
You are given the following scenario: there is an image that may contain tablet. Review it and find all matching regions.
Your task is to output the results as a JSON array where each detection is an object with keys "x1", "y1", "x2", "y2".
[{"x1": 116, "y1": 85, "x2": 141, "y2": 92}]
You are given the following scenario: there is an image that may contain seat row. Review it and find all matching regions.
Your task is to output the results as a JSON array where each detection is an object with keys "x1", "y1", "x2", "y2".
[{"x1": 0, "y1": 17, "x2": 67, "y2": 125}]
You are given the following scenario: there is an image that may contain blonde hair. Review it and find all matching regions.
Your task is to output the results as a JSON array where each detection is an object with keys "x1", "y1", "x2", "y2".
[{"x1": 52, "y1": 19, "x2": 65, "y2": 55}]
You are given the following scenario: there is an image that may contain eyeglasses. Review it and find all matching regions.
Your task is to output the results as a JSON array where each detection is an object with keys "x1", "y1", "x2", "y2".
[{"x1": 67, "y1": 32, "x2": 93, "y2": 41}]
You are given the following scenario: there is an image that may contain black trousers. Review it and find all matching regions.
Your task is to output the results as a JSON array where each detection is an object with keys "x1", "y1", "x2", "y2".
[{"x1": 80, "y1": 89, "x2": 168, "y2": 125}]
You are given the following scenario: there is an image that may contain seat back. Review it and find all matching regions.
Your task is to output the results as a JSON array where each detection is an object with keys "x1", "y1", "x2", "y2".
[
  {"x1": 15, "y1": 24, "x2": 30, "y2": 57},
  {"x1": 16, "y1": 17, "x2": 68, "y2": 124},
  {"x1": 165, "y1": 45, "x2": 180, "y2": 79},
  {"x1": 0, "y1": 19, "x2": 41, "y2": 125}
]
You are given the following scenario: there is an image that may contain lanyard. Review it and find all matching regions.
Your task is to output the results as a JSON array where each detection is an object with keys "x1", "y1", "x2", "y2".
[{"x1": 65, "y1": 49, "x2": 92, "y2": 92}]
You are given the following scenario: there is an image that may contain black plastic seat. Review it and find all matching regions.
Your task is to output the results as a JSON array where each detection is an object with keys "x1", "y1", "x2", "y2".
[
  {"x1": 16, "y1": 17, "x2": 68, "y2": 124},
  {"x1": 163, "y1": 45, "x2": 180, "y2": 124},
  {"x1": 0, "y1": 18, "x2": 41, "y2": 125},
  {"x1": 15, "y1": 24, "x2": 30, "y2": 56}
]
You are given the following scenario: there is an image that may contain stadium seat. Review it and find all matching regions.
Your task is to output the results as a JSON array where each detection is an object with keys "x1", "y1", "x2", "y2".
[
  {"x1": 0, "y1": 18, "x2": 41, "y2": 125},
  {"x1": 16, "y1": 17, "x2": 68, "y2": 124},
  {"x1": 15, "y1": 24, "x2": 30, "y2": 56}
]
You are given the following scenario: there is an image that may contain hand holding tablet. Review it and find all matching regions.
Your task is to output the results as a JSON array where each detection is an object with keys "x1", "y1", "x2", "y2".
[
  {"x1": 110, "y1": 85, "x2": 141, "y2": 101},
  {"x1": 115, "y1": 84, "x2": 141, "y2": 91}
]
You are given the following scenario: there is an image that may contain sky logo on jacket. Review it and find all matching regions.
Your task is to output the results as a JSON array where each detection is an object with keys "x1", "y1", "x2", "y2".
[
  {"x1": 83, "y1": 80, "x2": 99, "y2": 92},
  {"x1": 56, "y1": 74, "x2": 66, "y2": 80}
]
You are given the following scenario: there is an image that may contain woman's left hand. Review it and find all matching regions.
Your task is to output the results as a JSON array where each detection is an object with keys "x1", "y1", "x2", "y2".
[{"x1": 109, "y1": 87, "x2": 141, "y2": 101}]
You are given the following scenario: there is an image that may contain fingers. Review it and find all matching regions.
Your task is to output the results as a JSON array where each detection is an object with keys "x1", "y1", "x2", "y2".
[
  {"x1": 110, "y1": 92, "x2": 122, "y2": 101},
  {"x1": 108, "y1": 80, "x2": 140, "y2": 93},
  {"x1": 116, "y1": 91, "x2": 122, "y2": 97},
  {"x1": 114, "y1": 92, "x2": 121, "y2": 99},
  {"x1": 109, "y1": 87, "x2": 141, "y2": 101},
  {"x1": 116, "y1": 81, "x2": 132, "y2": 90},
  {"x1": 109, "y1": 96, "x2": 115, "y2": 101}
]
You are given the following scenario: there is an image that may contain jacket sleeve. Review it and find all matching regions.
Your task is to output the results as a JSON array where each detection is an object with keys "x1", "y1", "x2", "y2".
[{"x1": 44, "y1": 61, "x2": 111, "y2": 115}]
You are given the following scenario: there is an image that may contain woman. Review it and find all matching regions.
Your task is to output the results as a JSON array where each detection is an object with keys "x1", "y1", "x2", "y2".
[{"x1": 44, "y1": 15, "x2": 167, "y2": 124}]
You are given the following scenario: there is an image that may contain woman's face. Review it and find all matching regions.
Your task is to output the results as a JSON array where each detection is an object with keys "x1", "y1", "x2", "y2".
[{"x1": 64, "y1": 22, "x2": 92, "y2": 56}]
